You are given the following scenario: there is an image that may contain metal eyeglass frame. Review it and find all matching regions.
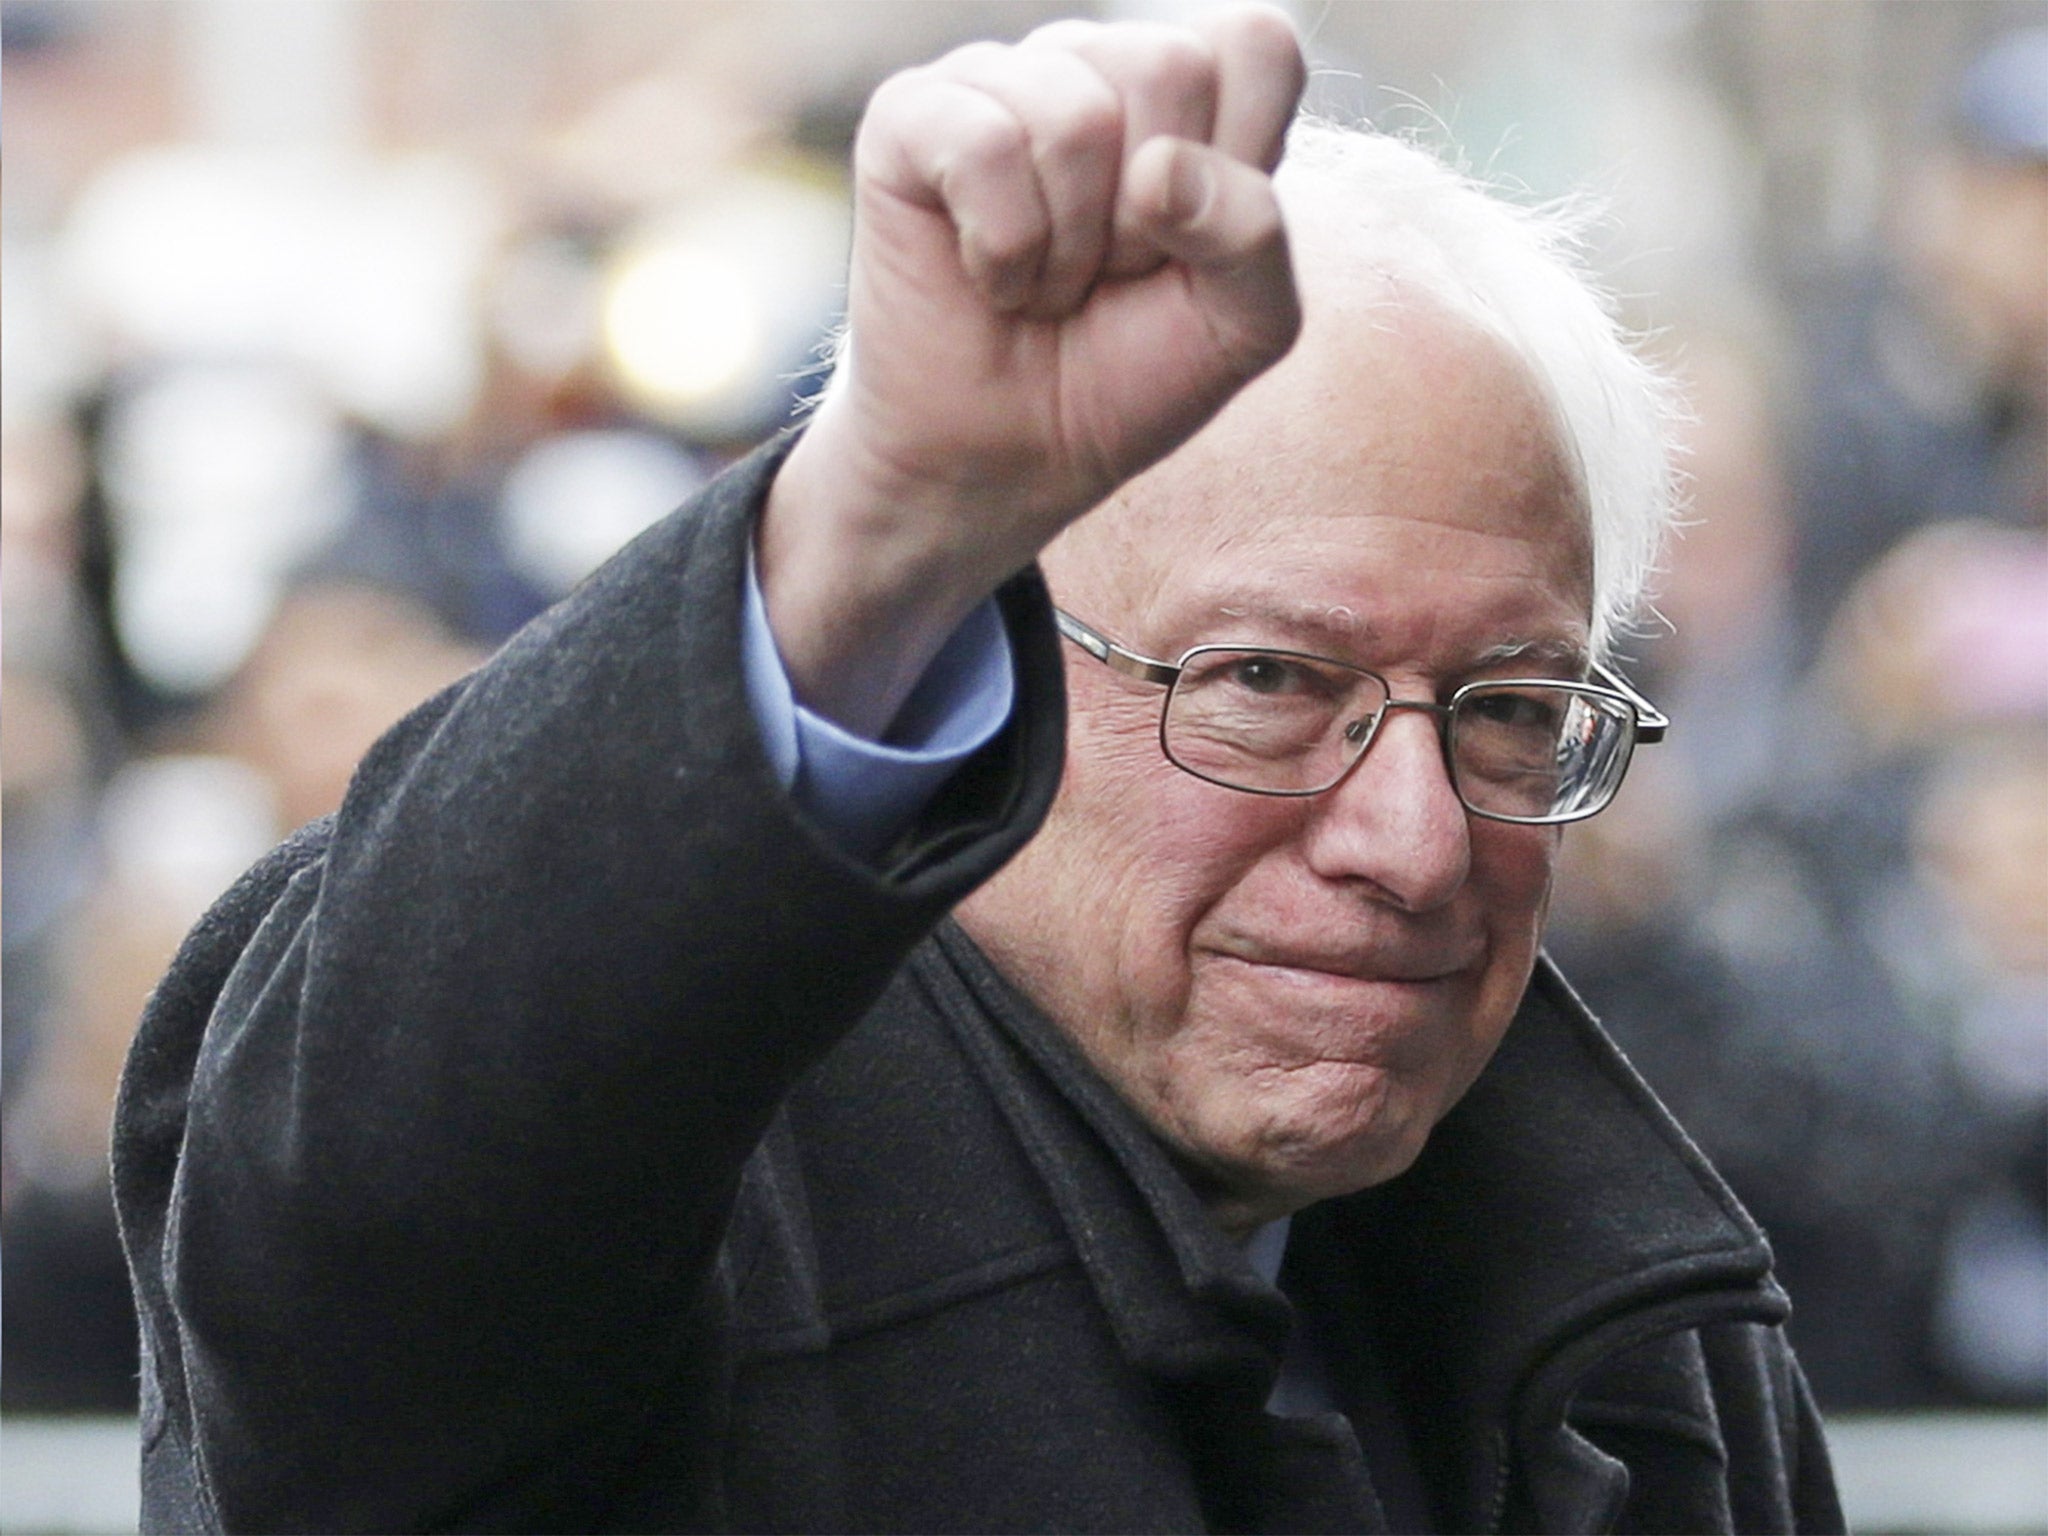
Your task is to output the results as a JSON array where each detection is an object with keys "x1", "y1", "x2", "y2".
[{"x1": 1052, "y1": 607, "x2": 1668, "y2": 824}]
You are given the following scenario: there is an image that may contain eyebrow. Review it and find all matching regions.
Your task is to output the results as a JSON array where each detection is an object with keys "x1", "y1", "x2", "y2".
[
  {"x1": 1468, "y1": 637, "x2": 1593, "y2": 676},
  {"x1": 1202, "y1": 598, "x2": 1373, "y2": 659},
  {"x1": 1200, "y1": 598, "x2": 1591, "y2": 677}
]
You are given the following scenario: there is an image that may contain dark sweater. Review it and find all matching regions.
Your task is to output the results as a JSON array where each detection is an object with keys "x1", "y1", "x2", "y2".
[{"x1": 114, "y1": 441, "x2": 1843, "y2": 1533}]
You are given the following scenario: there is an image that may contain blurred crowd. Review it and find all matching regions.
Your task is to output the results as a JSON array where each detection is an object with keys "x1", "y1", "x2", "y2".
[
  {"x1": 3, "y1": 1, "x2": 2043, "y2": 1422},
  {"x1": 1547, "y1": 22, "x2": 2048, "y2": 1411}
]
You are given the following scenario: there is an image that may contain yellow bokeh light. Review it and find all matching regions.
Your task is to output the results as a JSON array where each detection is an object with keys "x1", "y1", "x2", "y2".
[{"x1": 602, "y1": 244, "x2": 763, "y2": 411}]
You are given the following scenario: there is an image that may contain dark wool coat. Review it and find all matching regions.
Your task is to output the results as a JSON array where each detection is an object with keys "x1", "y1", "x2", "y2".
[{"x1": 113, "y1": 441, "x2": 1845, "y2": 1534}]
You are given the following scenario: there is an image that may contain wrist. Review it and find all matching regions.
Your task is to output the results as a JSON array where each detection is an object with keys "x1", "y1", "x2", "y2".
[{"x1": 758, "y1": 417, "x2": 1013, "y2": 738}]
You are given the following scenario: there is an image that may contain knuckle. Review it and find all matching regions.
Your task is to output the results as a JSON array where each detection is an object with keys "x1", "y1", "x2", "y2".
[
  {"x1": 1207, "y1": 3, "x2": 1301, "y2": 64},
  {"x1": 1043, "y1": 81, "x2": 1125, "y2": 166},
  {"x1": 947, "y1": 105, "x2": 1029, "y2": 176},
  {"x1": 1247, "y1": 26, "x2": 1307, "y2": 98},
  {"x1": 858, "y1": 65, "x2": 947, "y2": 147},
  {"x1": 1129, "y1": 31, "x2": 1218, "y2": 105},
  {"x1": 859, "y1": 67, "x2": 919, "y2": 127},
  {"x1": 852, "y1": 76, "x2": 914, "y2": 168},
  {"x1": 1022, "y1": 17, "x2": 1099, "y2": 52},
  {"x1": 933, "y1": 39, "x2": 1012, "y2": 78}
]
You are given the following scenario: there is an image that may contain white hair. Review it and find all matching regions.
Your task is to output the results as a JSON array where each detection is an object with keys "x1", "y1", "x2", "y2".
[{"x1": 1275, "y1": 121, "x2": 1684, "y2": 660}]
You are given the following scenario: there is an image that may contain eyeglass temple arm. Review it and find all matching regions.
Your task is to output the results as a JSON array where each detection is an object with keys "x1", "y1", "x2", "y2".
[
  {"x1": 1594, "y1": 661, "x2": 1668, "y2": 743},
  {"x1": 1053, "y1": 609, "x2": 1181, "y2": 686}
]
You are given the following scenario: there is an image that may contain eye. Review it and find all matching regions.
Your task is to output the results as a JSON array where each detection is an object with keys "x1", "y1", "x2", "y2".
[
  {"x1": 1227, "y1": 654, "x2": 1308, "y2": 695},
  {"x1": 1177, "y1": 649, "x2": 1362, "y2": 707},
  {"x1": 1464, "y1": 688, "x2": 1563, "y2": 733}
]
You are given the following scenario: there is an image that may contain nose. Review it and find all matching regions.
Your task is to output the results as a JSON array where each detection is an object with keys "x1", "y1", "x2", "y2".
[{"x1": 1299, "y1": 703, "x2": 1471, "y2": 911}]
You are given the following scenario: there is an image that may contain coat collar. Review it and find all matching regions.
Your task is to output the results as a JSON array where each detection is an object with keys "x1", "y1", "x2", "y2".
[
  {"x1": 917, "y1": 924, "x2": 1293, "y2": 1389},
  {"x1": 921, "y1": 926, "x2": 1787, "y2": 1532},
  {"x1": 1312, "y1": 959, "x2": 1788, "y2": 1529}
]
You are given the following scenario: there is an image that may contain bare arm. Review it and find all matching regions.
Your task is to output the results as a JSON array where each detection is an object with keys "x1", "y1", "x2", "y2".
[{"x1": 758, "y1": 6, "x2": 1307, "y2": 737}]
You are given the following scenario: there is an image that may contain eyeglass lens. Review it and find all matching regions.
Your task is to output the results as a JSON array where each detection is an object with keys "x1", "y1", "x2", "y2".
[
  {"x1": 1161, "y1": 648, "x2": 1636, "y2": 822},
  {"x1": 1449, "y1": 685, "x2": 1635, "y2": 820}
]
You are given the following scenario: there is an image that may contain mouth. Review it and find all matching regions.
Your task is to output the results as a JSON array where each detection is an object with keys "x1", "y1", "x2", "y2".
[
  {"x1": 1190, "y1": 952, "x2": 1472, "y2": 1080},
  {"x1": 1203, "y1": 948, "x2": 1471, "y2": 989}
]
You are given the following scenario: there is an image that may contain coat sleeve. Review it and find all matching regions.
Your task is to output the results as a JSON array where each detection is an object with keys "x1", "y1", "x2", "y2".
[{"x1": 110, "y1": 436, "x2": 1068, "y2": 1533}]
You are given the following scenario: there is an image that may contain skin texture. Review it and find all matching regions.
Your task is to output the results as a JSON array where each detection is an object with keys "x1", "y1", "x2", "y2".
[{"x1": 957, "y1": 259, "x2": 1594, "y2": 1237}]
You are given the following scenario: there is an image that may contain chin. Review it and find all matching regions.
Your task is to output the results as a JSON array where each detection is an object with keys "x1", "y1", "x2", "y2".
[{"x1": 1174, "y1": 1063, "x2": 1444, "y2": 1215}]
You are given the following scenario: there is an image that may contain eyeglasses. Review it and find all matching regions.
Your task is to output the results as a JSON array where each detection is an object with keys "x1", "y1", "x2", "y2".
[{"x1": 1054, "y1": 608, "x2": 1667, "y2": 825}]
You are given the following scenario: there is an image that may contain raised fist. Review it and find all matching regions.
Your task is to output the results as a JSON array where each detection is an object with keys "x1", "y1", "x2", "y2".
[{"x1": 761, "y1": 6, "x2": 1306, "y2": 733}]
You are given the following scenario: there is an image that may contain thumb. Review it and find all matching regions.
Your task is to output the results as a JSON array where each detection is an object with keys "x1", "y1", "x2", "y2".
[{"x1": 1125, "y1": 135, "x2": 1300, "y2": 375}]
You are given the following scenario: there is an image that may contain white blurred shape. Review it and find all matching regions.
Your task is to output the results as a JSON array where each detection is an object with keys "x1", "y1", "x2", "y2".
[
  {"x1": 490, "y1": 236, "x2": 604, "y2": 381},
  {"x1": 98, "y1": 754, "x2": 280, "y2": 919},
  {"x1": 1, "y1": 233, "x2": 88, "y2": 426},
  {"x1": 182, "y1": 0, "x2": 363, "y2": 148},
  {"x1": 308, "y1": 156, "x2": 498, "y2": 434},
  {"x1": 0, "y1": 1418, "x2": 140, "y2": 1536},
  {"x1": 499, "y1": 430, "x2": 707, "y2": 595},
  {"x1": 60, "y1": 145, "x2": 498, "y2": 436},
  {"x1": 100, "y1": 364, "x2": 349, "y2": 695}
]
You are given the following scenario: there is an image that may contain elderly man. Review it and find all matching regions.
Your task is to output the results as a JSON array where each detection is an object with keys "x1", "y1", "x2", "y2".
[{"x1": 115, "y1": 10, "x2": 1841, "y2": 1533}]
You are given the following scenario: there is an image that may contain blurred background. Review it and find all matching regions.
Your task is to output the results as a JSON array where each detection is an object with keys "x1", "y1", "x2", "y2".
[{"x1": 2, "y1": 0, "x2": 2043, "y2": 1529}]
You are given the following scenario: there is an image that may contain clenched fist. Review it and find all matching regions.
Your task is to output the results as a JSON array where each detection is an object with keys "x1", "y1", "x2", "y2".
[{"x1": 760, "y1": 5, "x2": 1306, "y2": 735}]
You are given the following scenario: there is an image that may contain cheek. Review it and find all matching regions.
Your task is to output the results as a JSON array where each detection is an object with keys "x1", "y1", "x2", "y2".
[
  {"x1": 1469, "y1": 822, "x2": 1561, "y2": 996},
  {"x1": 1061, "y1": 679, "x2": 1254, "y2": 875},
  {"x1": 1057, "y1": 694, "x2": 1295, "y2": 1015},
  {"x1": 1497, "y1": 823, "x2": 1561, "y2": 919},
  {"x1": 1060, "y1": 684, "x2": 1167, "y2": 809}
]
